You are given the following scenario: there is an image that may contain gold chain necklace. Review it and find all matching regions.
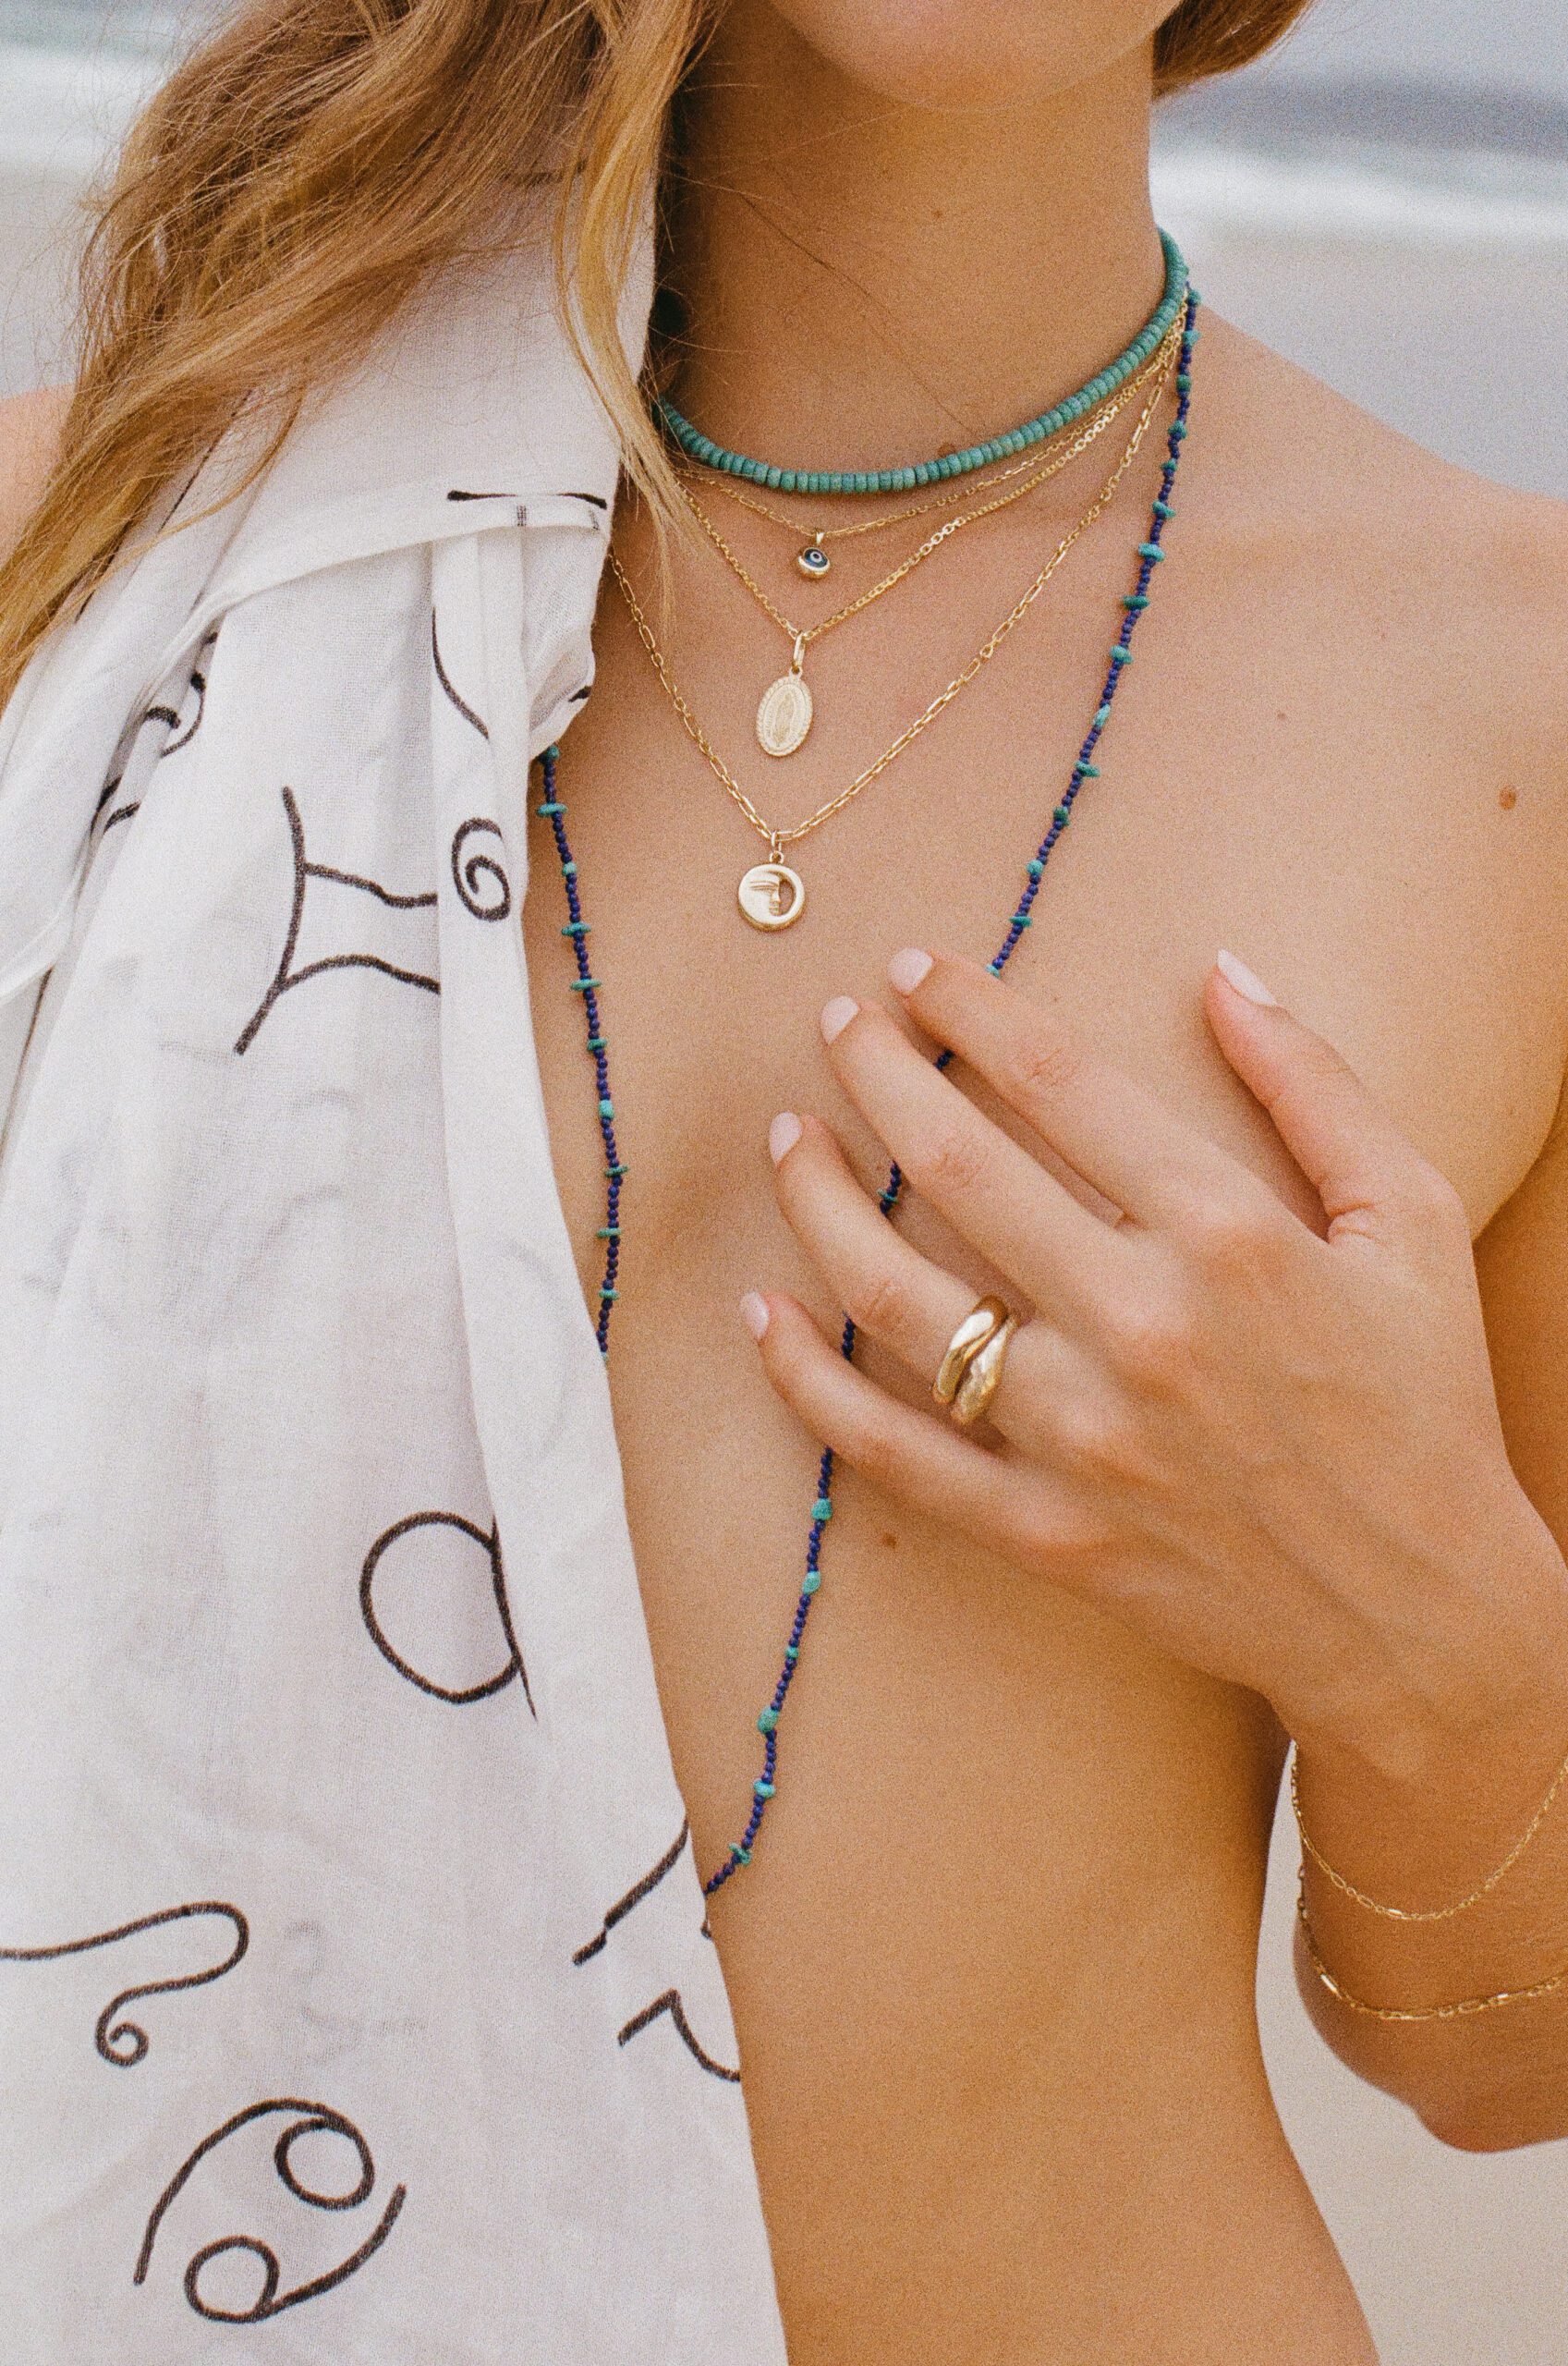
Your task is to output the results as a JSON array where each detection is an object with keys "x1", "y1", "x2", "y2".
[
  {"x1": 684, "y1": 323, "x2": 1178, "y2": 576},
  {"x1": 611, "y1": 363, "x2": 1171, "y2": 932},
  {"x1": 679, "y1": 323, "x2": 1180, "y2": 763}
]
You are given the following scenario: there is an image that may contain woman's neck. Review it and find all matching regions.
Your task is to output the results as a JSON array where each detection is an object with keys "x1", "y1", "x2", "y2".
[{"x1": 663, "y1": 6, "x2": 1164, "y2": 473}]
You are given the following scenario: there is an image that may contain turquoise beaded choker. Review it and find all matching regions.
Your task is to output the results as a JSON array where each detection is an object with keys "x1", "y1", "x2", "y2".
[
  {"x1": 542, "y1": 287, "x2": 1198, "y2": 1895},
  {"x1": 656, "y1": 230, "x2": 1187, "y2": 498}
]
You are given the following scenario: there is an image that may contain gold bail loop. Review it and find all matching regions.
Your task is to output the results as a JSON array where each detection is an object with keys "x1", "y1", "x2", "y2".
[{"x1": 790, "y1": 632, "x2": 808, "y2": 677}]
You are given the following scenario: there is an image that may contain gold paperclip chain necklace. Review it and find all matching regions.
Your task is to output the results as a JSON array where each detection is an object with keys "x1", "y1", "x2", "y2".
[
  {"x1": 611, "y1": 357, "x2": 1172, "y2": 932},
  {"x1": 677, "y1": 322, "x2": 1181, "y2": 763}
]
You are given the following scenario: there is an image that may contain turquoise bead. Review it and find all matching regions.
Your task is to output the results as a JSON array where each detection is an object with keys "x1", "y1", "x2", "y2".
[
  {"x1": 754, "y1": 1780, "x2": 775, "y2": 1799},
  {"x1": 598, "y1": 1097, "x2": 614, "y2": 1119},
  {"x1": 802, "y1": 1570, "x2": 821, "y2": 1595},
  {"x1": 784, "y1": 1644, "x2": 799, "y2": 1663},
  {"x1": 1137, "y1": 543, "x2": 1165, "y2": 560},
  {"x1": 1052, "y1": 805, "x2": 1071, "y2": 827},
  {"x1": 1094, "y1": 703, "x2": 1112, "y2": 726},
  {"x1": 1078, "y1": 762, "x2": 1101, "y2": 778},
  {"x1": 812, "y1": 1497, "x2": 833, "y2": 1521},
  {"x1": 1027, "y1": 860, "x2": 1044, "y2": 879},
  {"x1": 758, "y1": 1708, "x2": 779, "y2": 1734}
]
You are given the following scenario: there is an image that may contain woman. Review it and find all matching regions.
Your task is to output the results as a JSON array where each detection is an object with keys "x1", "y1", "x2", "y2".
[{"x1": 1, "y1": 1, "x2": 1566, "y2": 2359}]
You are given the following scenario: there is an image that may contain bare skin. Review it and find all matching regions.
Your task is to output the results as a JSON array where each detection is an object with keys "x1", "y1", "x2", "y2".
[{"x1": 6, "y1": 9, "x2": 1568, "y2": 2362}]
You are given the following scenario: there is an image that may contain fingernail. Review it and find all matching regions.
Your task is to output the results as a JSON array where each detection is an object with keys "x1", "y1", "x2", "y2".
[
  {"x1": 887, "y1": 946, "x2": 933, "y2": 994},
  {"x1": 768, "y1": 1112, "x2": 802, "y2": 1165},
  {"x1": 1216, "y1": 949, "x2": 1278, "y2": 1007},
  {"x1": 820, "y1": 995, "x2": 858, "y2": 1044},
  {"x1": 739, "y1": 1290, "x2": 771, "y2": 1341}
]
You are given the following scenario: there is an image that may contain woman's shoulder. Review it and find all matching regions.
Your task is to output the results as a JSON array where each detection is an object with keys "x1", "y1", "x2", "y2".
[
  {"x1": 1190, "y1": 313, "x2": 1568, "y2": 574},
  {"x1": 1188, "y1": 315, "x2": 1568, "y2": 757},
  {"x1": 0, "y1": 387, "x2": 71, "y2": 561}
]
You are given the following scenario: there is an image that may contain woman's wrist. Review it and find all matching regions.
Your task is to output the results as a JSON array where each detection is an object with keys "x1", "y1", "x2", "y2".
[{"x1": 1290, "y1": 1494, "x2": 1568, "y2": 1909}]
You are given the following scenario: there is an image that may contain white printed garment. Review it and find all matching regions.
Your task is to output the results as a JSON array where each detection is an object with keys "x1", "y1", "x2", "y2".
[{"x1": 0, "y1": 229, "x2": 788, "y2": 2363}]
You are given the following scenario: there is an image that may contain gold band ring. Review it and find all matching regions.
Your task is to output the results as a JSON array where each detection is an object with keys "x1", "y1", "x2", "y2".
[
  {"x1": 932, "y1": 1294, "x2": 1011, "y2": 1406},
  {"x1": 952, "y1": 1313, "x2": 1019, "y2": 1427}
]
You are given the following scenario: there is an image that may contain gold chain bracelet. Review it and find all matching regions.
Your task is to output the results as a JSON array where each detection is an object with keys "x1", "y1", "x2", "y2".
[
  {"x1": 1295, "y1": 1886, "x2": 1568, "y2": 2022},
  {"x1": 1289, "y1": 1739, "x2": 1568, "y2": 1924}
]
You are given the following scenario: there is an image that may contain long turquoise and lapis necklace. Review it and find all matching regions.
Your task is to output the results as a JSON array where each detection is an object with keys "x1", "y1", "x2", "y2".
[{"x1": 537, "y1": 279, "x2": 1198, "y2": 1896}]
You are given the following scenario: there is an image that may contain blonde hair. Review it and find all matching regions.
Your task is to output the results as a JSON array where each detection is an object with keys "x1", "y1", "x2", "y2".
[{"x1": 0, "y1": 0, "x2": 1311, "y2": 711}]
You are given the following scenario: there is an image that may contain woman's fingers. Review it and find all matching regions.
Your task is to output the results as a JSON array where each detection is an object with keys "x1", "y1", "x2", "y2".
[
  {"x1": 769, "y1": 1112, "x2": 978, "y2": 1381},
  {"x1": 818, "y1": 994, "x2": 1123, "y2": 1321},
  {"x1": 885, "y1": 948, "x2": 1273, "y2": 1230},
  {"x1": 768, "y1": 1111, "x2": 1082, "y2": 1447},
  {"x1": 1204, "y1": 954, "x2": 1469, "y2": 1249},
  {"x1": 743, "y1": 1290, "x2": 1099, "y2": 1575}
]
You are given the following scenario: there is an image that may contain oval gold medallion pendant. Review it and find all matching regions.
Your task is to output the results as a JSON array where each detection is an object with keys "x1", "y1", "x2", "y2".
[
  {"x1": 756, "y1": 669, "x2": 813, "y2": 759},
  {"x1": 738, "y1": 861, "x2": 807, "y2": 931}
]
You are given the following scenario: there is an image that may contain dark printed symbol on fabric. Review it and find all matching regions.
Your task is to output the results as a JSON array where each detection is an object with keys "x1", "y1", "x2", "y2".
[
  {"x1": 450, "y1": 818, "x2": 511, "y2": 921},
  {"x1": 572, "y1": 1821, "x2": 690, "y2": 1966},
  {"x1": 234, "y1": 787, "x2": 439, "y2": 1055},
  {"x1": 359, "y1": 1511, "x2": 533, "y2": 1713},
  {"x1": 134, "y1": 2098, "x2": 407, "y2": 2323},
  {"x1": 92, "y1": 626, "x2": 220, "y2": 838},
  {"x1": 617, "y1": 1990, "x2": 740, "y2": 2084},
  {"x1": 571, "y1": 1823, "x2": 741, "y2": 2082},
  {"x1": 431, "y1": 610, "x2": 491, "y2": 741},
  {"x1": 0, "y1": 1901, "x2": 249, "y2": 2067}
]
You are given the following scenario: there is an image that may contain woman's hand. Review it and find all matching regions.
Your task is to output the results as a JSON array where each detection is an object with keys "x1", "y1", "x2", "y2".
[{"x1": 744, "y1": 946, "x2": 1565, "y2": 1779}]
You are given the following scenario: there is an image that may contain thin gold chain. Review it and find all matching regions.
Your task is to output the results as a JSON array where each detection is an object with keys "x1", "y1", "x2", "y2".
[
  {"x1": 610, "y1": 363, "x2": 1173, "y2": 860},
  {"x1": 684, "y1": 323, "x2": 1181, "y2": 551},
  {"x1": 1291, "y1": 1740, "x2": 1568, "y2": 1923},
  {"x1": 677, "y1": 324, "x2": 1182, "y2": 656},
  {"x1": 1295, "y1": 1888, "x2": 1568, "y2": 2022}
]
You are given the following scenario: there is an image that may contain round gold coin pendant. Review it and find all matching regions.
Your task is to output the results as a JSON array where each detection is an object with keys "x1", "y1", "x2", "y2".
[
  {"x1": 756, "y1": 667, "x2": 813, "y2": 759},
  {"x1": 737, "y1": 861, "x2": 807, "y2": 931}
]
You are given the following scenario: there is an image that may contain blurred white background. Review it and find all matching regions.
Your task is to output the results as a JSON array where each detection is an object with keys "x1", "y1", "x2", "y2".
[{"x1": 2, "y1": 1, "x2": 1566, "y2": 2358}]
